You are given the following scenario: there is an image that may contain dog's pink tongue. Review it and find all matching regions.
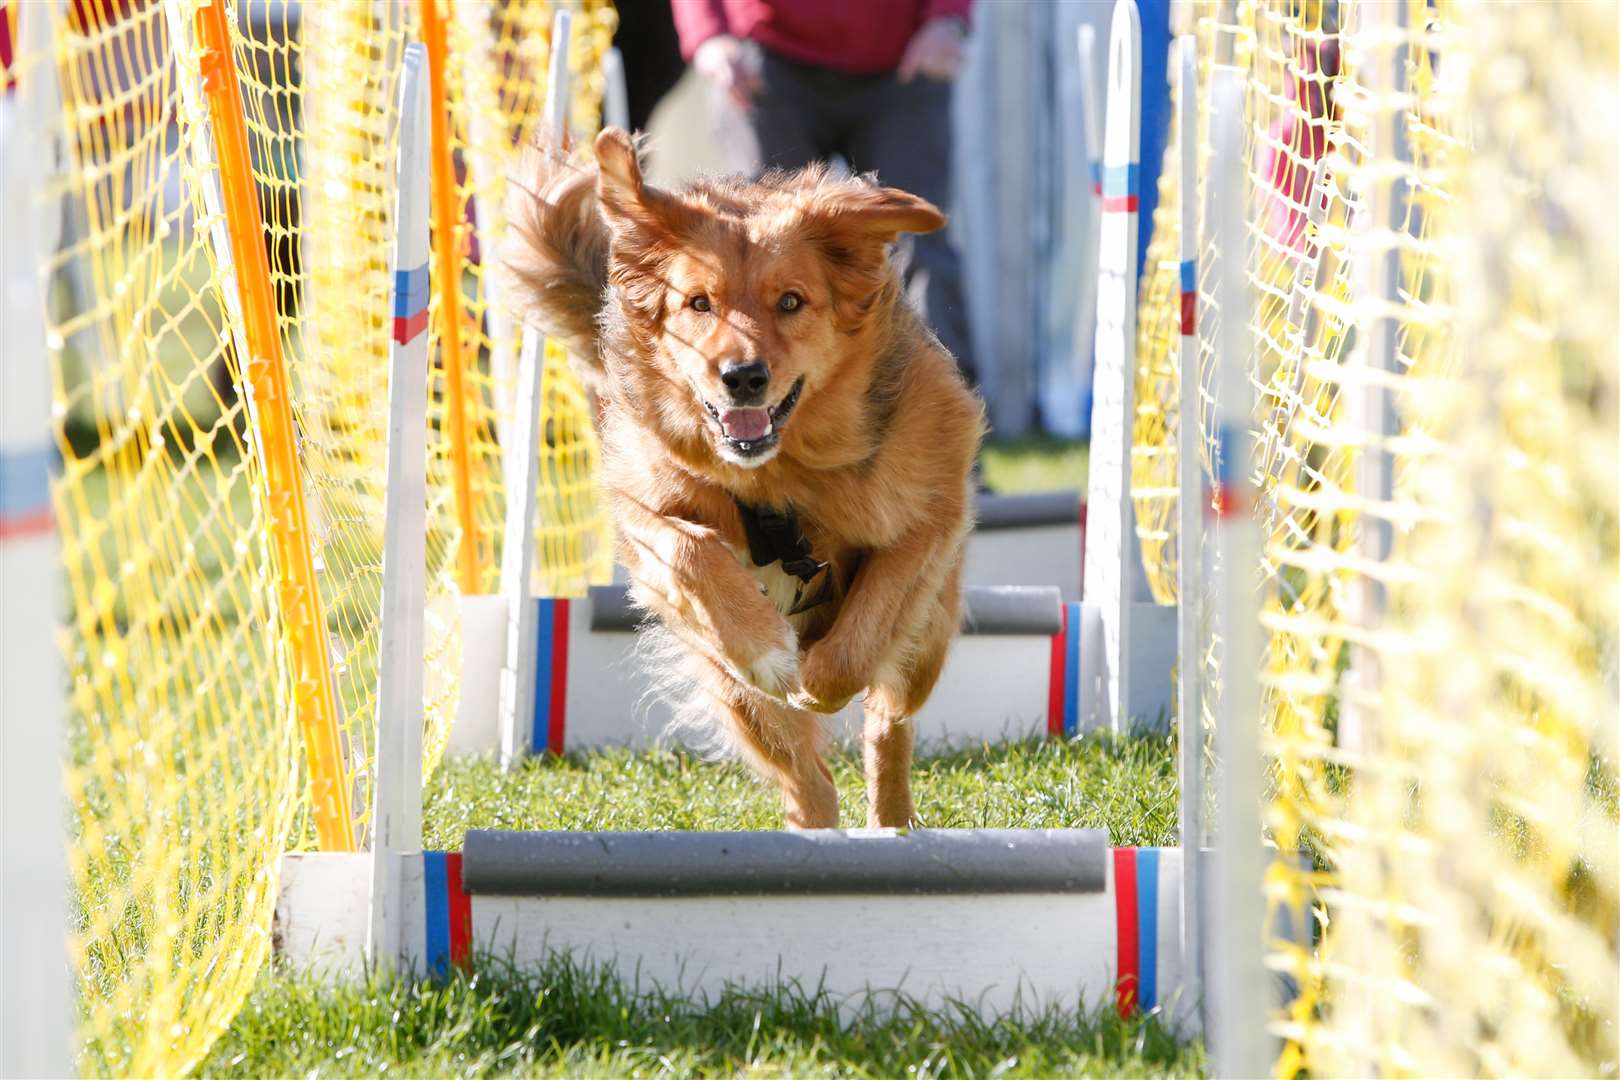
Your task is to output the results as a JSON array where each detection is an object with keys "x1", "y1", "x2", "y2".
[{"x1": 720, "y1": 408, "x2": 771, "y2": 442}]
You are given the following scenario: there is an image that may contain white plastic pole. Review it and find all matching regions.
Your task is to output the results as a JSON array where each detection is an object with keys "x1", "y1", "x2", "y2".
[
  {"x1": 1069, "y1": 23, "x2": 1103, "y2": 437},
  {"x1": 1206, "y1": 64, "x2": 1270, "y2": 1080},
  {"x1": 454, "y1": 0, "x2": 519, "y2": 491},
  {"x1": 1343, "y1": 0, "x2": 1406, "y2": 757},
  {"x1": 1077, "y1": 0, "x2": 1142, "y2": 735},
  {"x1": 0, "y1": 2, "x2": 73, "y2": 1073},
  {"x1": 602, "y1": 46, "x2": 630, "y2": 132},
  {"x1": 368, "y1": 42, "x2": 432, "y2": 973},
  {"x1": 1170, "y1": 33, "x2": 1205, "y2": 1036},
  {"x1": 497, "y1": 9, "x2": 571, "y2": 767},
  {"x1": 498, "y1": 326, "x2": 547, "y2": 767},
  {"x1": 546, "y1": 9, "x2": 574, "y2": 145}
]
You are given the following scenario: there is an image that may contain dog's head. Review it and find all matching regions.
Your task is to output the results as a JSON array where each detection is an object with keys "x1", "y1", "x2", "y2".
[{"x1": 593, "y1": 128, "x2": 945, "y2": 469}]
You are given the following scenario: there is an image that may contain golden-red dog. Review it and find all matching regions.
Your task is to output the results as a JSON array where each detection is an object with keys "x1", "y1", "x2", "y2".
[{"x1": 506, "y1": 129, "x2": 984, "y2": 828}]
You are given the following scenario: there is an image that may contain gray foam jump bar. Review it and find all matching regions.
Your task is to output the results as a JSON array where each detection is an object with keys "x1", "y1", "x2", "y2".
[
  {"x1": 462, "y1": 828, "x2": 1109, "y2": 896},
  {"x1": 974, "y1": 490, "x2": 1083, "y2": 530},
  {"x1": 590, "y1": 583, "x2": 1062, "y2": 636}
]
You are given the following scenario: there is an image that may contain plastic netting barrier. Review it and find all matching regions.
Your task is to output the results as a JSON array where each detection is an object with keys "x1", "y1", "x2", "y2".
[
  {"x1": 1132, "y1": 0, "x2": 1618, "y2": 1074},
  {"x1": 13, "y1": 0, "x2": 616, "y2": 1071}
]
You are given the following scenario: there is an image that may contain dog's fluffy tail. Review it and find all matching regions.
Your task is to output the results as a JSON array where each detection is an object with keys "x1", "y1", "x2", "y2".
[{"x1": 502, "y1": 133, "x2": 608, "y2": 379}]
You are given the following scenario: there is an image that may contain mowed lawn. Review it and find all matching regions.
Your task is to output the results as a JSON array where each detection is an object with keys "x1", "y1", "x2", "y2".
[{"x1": 202, "y1": 439, "x2": 1208, "y2": 1077}]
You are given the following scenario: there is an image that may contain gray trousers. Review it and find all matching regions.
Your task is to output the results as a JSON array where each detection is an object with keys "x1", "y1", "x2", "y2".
[{"x1": 714, "y1": 49, "x2": 977, "y2": 383}]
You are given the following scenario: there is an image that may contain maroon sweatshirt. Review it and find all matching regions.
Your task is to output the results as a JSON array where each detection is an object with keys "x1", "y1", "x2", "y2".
[{"x1": 671, "y1": 0, "x2": 973, "y2": 76}]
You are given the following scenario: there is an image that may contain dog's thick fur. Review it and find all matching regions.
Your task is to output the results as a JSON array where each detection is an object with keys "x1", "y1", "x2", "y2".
[{"x1": 505, "y1": 128, "x2": 985, "y2": 828}]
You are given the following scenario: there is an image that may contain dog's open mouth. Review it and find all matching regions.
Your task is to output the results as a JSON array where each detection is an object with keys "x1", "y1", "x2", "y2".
[{"x1": 703, "y1": 377, "x2": 804, "y2": 459}]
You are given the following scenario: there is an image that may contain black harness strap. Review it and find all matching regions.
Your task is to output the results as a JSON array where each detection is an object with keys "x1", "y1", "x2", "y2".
[{"x1": 735, "y1": 500, "x2": 835, "y2": 615}]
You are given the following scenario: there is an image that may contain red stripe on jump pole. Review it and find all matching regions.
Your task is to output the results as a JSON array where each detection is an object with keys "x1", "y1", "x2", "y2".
[
  {"x1": 547, "y1": 598, "x2": 570, "y2": 755},
  {"x1": 1102, "y1": 195, "x2": 1139, "y2": 213},
  {"x1": 0, "y1": 507, "x2": 54, "y2": 541},
  {"x1": 1206, "y1": 484, "x2": 1253, "y2": 520},
  {"x1": 1179, "y1": 291, "x2": 1196, "y2": 336},
  {"x1": 1046, "y1": 603, "x2": 1067, "y2": 739},
  {"x1": 392, "y1": 308, "x2": 429, "y2": 345},
  {"x1": 446, "y1": 851, "x2": 472, "y2": 970},
  {"x1": 1113, "y1": 847, "x2": 1141, "y2": 1017}
]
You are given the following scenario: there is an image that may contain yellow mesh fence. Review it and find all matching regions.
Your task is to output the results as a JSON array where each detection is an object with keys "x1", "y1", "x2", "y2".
[
  {"x1": 1326, "y1": 0, "x2": 1619, "y2": 1071},
  {"x1": 1135, "y1": 0, "x2": 1617, "y2": 1074},
  {"x1": 441, "y1": 0, "x2": 617, "y2": 599},
  {"x1": 17, "y1": 0, "x2": 615, "y2": 1071}
]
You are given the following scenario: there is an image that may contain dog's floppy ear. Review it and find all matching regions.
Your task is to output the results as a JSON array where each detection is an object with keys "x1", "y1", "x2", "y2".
[
  {"x1": 804, "y1": 182, "x2": 946, "y2": 329},
  {"x1": 594, "y1": 127, "x2": 644, "y2": 215},
  {"x1": 594, "y1": 127, "x2": 696, "y2": 316},
  {"x1": 815, "y1": 185, "x2": 947, "y2": 244},
  {"x1": 595, "y1": 127, "x2": 691, "y2": 241}
]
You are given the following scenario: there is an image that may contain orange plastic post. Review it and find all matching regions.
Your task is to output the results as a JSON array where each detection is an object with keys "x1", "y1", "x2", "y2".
[
  {"x1": 194, "y1": 0, "x2": 355, "y2": 852},
  {"x1": 419, "y1": 0, "x2": 484, "y2": 593}
]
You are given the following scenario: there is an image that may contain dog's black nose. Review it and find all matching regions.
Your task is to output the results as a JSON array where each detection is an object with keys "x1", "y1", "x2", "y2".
[{"x1": 719, "y1": 359, "x2": 770, "y2": 404}]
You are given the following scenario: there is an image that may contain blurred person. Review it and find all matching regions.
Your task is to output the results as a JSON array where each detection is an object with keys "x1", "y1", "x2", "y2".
[
  {"x1": 672, "y1": 0, "x2": 978, "y2": 385},
  {"x1": 611, "y1": 0, "x2": 688, "y2": 133}
]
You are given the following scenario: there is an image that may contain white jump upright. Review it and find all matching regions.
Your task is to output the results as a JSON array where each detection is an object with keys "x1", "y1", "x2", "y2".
[
  {"x1": 497, "y1": 7, "x2": 572, "y2": 767},
  {"x1": 1342, "y1": 0, "x2": 1407, "y2": 757},
  {"x1": 1170, "y1": 33, "x2": 1207, "y2": 1036},
  {"x1": 1071, "y1": 23, "x2": 1103, "y2": 440},
  {"x1": 602, "y1": 46, "x2": 630, "y2": 132},
  {"x1": 1078, "y1": 0, "x2": 1175, "y2": 735},
  {"x1": 1205, "y1": 64, "x2": 1270, "y2": 1080},
  {"x1": 0, "y1": 3, "x2": 72, "y2": 1073},
  {"x1": 368, "y1": 41, "x2": 433, "y2": 974}
]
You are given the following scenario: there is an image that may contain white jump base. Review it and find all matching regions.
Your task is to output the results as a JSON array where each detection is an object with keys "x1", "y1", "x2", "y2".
[{"x1": 280, "y1": 830, "x2": 1187, "y2": 1022}]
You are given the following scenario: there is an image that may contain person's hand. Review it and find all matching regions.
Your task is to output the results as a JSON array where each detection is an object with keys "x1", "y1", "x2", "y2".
[
  {"x1": 898, "y1": 17, "x2": 967, "y2": 83},
  {"x1": 693, "y1": 34, "x2": 761, "y2": 110}
]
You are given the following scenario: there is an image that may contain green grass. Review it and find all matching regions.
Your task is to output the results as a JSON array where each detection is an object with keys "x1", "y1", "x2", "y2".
[
  {"x1": 422, "y1": 735, "x2": 1180, "y2": 843},
  {"x1": 981, "y1": 436, "x2": 1089, "y2": 496},
  {"x1": 206, "y1": 735, "x2": 1198, "y2": 1078},
  {"x1": 203, "y1": 952, "x2": 1201, "y2": 1078}
]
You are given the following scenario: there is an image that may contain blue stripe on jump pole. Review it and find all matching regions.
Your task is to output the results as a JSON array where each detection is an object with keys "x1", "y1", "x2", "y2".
[
  {"x1": 1062, "y1": 601, "x2": 1082, "y2": 735},
  {"x1": 391, "y1": 262, "x2": 431, "y2": 345},
  {"x1": 0, "y1": 443, "x2": 55, "y2": 516},
  {"x1": 392, "y1": 263, "x2": 430, "y2": 319},
  {"x1": 1178, "y1": 259, "x2": 1196, "y2": 294},
  {"x1": 1089, "y1": 160, "x2": 1102, "y2": 196},
  {"x1": 530, "y1": 598, "x2": 571, "y2": 755},
  {"x1": 1208, "y1": 424, "x2": 1253, "y2": 519},
  {"x1": 1136, "y1": 847, "x2": 1160, "y2": 1012},
  {"x1": 532, "y1": 598, "x2": 556, "y2": 755},
  {"x1": 1103, "y1": 163, "x2": 1140, "y2": 197},
  {"x1": 1101, "y1": 164, "x2": 1141, "y2": 211},
  {"x1": 0, "y1": 443, "x2": 56, "y2": 540},
  {"x1": 423, "y1": 851, "x2": 451, "y2": 980}
]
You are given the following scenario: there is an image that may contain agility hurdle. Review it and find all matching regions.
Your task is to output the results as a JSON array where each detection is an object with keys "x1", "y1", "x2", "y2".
[
  {"x1": 448, "y1": 583, "x2": 1079, "y2": 758},
  {"x1": 285, "y1": 830, "x2": 1188, "y2": 1021},
  {"x1": 967, "y1": 489, "x2": 1086, "y2": 601}
]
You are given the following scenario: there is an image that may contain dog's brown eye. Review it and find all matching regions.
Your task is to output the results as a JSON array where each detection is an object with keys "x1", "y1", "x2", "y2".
[
  {"x1": 778, "y1": 292, "x2": 803, "y2": 313},
  {"x1": 690, "y1": 295, "x2": 711, "y2": 313}
]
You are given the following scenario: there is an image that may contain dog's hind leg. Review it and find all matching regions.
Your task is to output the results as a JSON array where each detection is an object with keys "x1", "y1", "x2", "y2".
[
  {"x1": 687, "y1": 652, "x2": 838, "y2": 829},
  {"x1": 860, "y1": 574, "x2": 961, "y2": 828}
]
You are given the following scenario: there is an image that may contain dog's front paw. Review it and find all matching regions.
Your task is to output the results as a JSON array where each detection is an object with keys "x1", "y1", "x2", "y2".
[
  {"x1": 791, "y1": 643, "x2": 864, "y2": 715},
  {"x1": 733, "y1": 626, "x2": 800, "y2": 700}
]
